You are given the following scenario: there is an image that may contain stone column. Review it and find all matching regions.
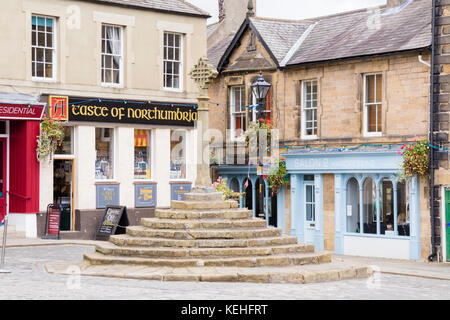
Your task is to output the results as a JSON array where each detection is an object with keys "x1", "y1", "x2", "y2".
[{"x1": 188, "y1": 57, "x2": 218, "y2": 193}]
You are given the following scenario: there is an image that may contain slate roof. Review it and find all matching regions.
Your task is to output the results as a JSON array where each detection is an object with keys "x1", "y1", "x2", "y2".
[
  {"x1": 84, "y1": 0, "x2": 210, "y2": 17},
  {"x1": 208, "y1": 0, "x2": 431, "y2": 70},
  {"x1": 208, "y1": 34, "x2": 235, "y2": 68},
  {"x1": 287, "y1": 0, "x2": 431, "y2": 66},
  {"x1": 249, "y1": 18, "x2": 312, "y2": 65}
]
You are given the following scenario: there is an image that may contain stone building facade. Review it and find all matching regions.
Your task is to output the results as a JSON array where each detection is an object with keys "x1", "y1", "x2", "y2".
[
  {"x1": 208, "y1": 0, "x2": 436, "y2": 260},
  {"x1": 0, "y1": 0, "x2": 209, "y2": 239}
]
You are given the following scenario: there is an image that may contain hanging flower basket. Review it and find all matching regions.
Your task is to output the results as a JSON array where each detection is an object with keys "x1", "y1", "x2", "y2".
[
  {"x1": 266, "y1": 158, "x2": 289, "y2": 196},
  {"x1": 398, "y1": 138, "x2": 429, "y2": 180},
  {"x1": 36, "y1": 116, "x2": 65, "y2": 162},
  {"x1": 244, "y1": 119, "x2": 273, "y2": 148}
]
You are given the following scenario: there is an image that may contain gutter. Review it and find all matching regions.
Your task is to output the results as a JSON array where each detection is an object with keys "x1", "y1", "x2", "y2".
[{"x1": 428, "y1": 0, "x2": 437, "y2": 262}]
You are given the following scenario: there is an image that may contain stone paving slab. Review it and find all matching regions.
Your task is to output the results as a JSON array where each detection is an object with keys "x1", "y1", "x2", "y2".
[{"x1": 44, "y1": 259, "x2": 373, "y2": 284}]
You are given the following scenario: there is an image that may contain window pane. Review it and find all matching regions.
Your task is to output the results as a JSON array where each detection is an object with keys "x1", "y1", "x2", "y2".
[
  {"x1": 55, "y1": 127, "x2": 73, "y2": 155},
  {"x1": 376, "y1": 74, "x2": 382, "y2": 103},
  {"x1": 367, "y1": 105, "x2": 377, "y2": 132},
  {"x1": 366, "y1": 75, "x2": 375, "y2": 103},
  {"x1": 95, "y1": 128, "x2": 114, "y2": 180},
  {"x1": 346, "y1": 178, "x2": 360, "y2": 233},
  {"x1": 45, "y1": 63, "x2": 53, "y2": 78},
  {"x1": 36, "y1": 62, "x2": 44, "y2": 77},
  {"x1": 363, "y1": 178, "x2": 377, "y2": 234},
  {"x1": 397, "y1": 181, "x2": 410, "y2": 236},
  {"x1": 377, "y1": 104, "x2": 382, "y2": 132},
  {"x1": 134, "y1": 130, "x2": 151, "y2": 180},
  {"x1": 380, "y1": 179, "x2": 394, "y2": 235},
  {"x1": 170, "y1": 130, "x2": 186, "y2": 180}
]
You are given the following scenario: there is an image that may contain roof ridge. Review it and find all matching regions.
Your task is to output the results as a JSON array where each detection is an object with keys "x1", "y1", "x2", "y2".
[
  {"x1": 179, "y1": 0, "x2": 211, "y2": 17},
  {"x1": 306, "y1": 4, "x2": 388, "y2": 21},
  {"x1": 251, "y1": 16, "x2": 315, "y2": 25}
]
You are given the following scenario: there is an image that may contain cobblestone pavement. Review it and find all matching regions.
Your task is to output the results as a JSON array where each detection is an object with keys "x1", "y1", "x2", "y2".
[{"x1": 0, "y1": 245, "x2": 449, "y2": 300}]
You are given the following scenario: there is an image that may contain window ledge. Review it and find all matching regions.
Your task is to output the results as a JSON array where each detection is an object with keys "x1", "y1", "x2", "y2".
[
  {"x1": 363, "y1": 132, "x2": 382, "y2": 138},
  {"x1": 101, "y1": 83, "x2": 124, "y2": 89},
  {"x1": 32, "y1": 77, "x2": 56, "y2": 83},
  {"x1": 301, "y1": 135, "x2": 318, "y2": 140},
  {"x1": 133, "y1": 180, "x2": 157, "y2": 185},
  {"x1": 343, "y1": 232, "x2": 410, "y2": 240},
  {"x1": 163, "y1": 87, "x2": 184, "y2": 93},
  {"x1": 95, "y1": 181, "x2": 120, "y2": 185}
]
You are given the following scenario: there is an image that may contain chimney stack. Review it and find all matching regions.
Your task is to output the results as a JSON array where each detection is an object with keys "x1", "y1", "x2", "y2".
[{"x1": 386, "y1": 0, "x2": 404, "y2": 8}]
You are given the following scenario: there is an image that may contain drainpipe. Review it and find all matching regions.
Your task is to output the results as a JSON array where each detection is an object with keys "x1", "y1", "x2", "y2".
[{"x1": 428, "y1": 0, "x2": 437, "y2": 262}]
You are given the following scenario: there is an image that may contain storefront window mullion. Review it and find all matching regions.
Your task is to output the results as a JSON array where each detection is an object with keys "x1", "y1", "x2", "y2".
[
  {"x1": 359, "y1": 183, "x2": 364, "y2": 234},
  {"x1": 376, "y1": 180, "x2": 381, "y2": 235}
]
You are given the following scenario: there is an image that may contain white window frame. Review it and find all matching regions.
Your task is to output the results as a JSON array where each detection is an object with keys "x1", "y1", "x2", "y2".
[
  {"x1": 363, "y1": 73, "x2": 383, "y2": 137},
  {"x1": 304, "y1": 182, "x2": 316, "y2": 223},
  {"x1": 31, "y1": 15, "x2": 57, "y2": 82},
  {"x1": 163, "y1": 32, "x2": 184, "y2": 92},
  {"x1": 101, "y1": 24, "x2": 124, "y2": 88},
  {"x1": 53, "y1": 126, "x2": 75, "y2": 159},
  {"x1": 230, "y1": 86, "x2": 246, "y2": 141},
  {"x1": 301, "y1": 79, "x2": 318, "y2": 140}
]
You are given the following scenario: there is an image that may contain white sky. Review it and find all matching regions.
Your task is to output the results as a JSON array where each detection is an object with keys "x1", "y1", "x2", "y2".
[{"x1": 187, "y1": 0, "x2": 387, "y2": 23}]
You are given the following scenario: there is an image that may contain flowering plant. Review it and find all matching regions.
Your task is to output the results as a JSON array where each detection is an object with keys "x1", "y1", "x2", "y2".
[
  {"x1": 212, "y1": 177, "x2": 244, "y2": 201},
  {"x1": 36, "y1": 115, "x2": 65, "y2": 162},
  {"x1": 244, "y1": 119, "x2": 272, "y2": 147},
  {"x1": 266, "y1": 158, "x2": 289, "y2": 196},
  {"x1": 398, "y1": 138, "x2": 429, "y2": 180}
]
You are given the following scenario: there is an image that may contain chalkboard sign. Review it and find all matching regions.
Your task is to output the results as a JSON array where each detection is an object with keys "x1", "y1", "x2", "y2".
[
  {"x1": 42, "y1": 204, "x2": 61, "y2": 240},
  {"x1": 94, "y1": 206, "x2": 129, "y2": 241}
]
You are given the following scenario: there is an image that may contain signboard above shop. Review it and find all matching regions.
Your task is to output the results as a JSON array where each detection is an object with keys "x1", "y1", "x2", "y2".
[
  {"x1": 0, "y1": 103, "x2": 45, "y2": 120},
  {"x1": 48, "y1": 96, "x2": 198, "y2": 127}
]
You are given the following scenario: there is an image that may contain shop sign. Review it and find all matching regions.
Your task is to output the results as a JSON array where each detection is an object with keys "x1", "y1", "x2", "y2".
[
  {"x1": 48, "y1": 96, "x2": 69, "y2": 121},
  {"x1": 135, "y1": 184, "x2": 157, "y2": 208},
  {"x1": 66, "y1": 97, "x2": 197, "y2": 127},
  {"x1": 171, "y1": 183, "x2": 192, "y2": 201},
  {"x1": 96, "y1": 184, "x2": 120, "y2": 209},
  {"x1": 0, "y1": 103, "x2": 45, "y2": 120}
]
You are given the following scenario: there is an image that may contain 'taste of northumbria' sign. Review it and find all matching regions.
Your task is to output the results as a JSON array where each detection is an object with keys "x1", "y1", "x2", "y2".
[{"x1": 67, "y1": 98, "x2": 198, "y2": 126}]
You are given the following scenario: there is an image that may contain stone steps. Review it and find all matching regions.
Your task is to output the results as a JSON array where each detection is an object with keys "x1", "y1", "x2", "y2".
[
  {"x1": 94, "y1": 241, "x2": 314, "y2": 259},
  {"x1": 141, "y1": 218, "x2": 267, "y2": 230},
  {"x1": 171, "y1": 200, "x2": 239, "y2": 210},
  {"x1": 84, "y1": 250, "x2": 332, "y2": 268},
  {"x1": 109, "y1": 234, "x2": 301, "y2": 248},
  {"x1": 125, "y1": 226, "x2": 282, "y2": 240},
  {"x1": 75, "y1": 190, "x2": 373, "y2": 284},
  {"x1": 155, "y1": 208, "x2": 253, "y2": 220}
]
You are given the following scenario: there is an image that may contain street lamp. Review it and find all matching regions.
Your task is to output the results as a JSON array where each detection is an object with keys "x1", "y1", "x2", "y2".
[{"x1": 251, "y1": 71, "x2": 272, "y2": 123}]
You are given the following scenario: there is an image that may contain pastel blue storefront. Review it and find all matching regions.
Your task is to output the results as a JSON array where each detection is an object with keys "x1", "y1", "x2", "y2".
[{"x1": 283, "y1": 148, "x2": 421, "y2": 260}]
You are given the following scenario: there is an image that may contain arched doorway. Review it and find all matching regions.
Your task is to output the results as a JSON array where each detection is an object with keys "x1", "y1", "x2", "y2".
[{"x1": 244, "y1": 178, "x2": 252, "y2": 211}]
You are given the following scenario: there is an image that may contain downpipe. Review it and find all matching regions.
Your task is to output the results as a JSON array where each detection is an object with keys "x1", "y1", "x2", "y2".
[{"x1": 428, "y1": 0, "x2": 438, "y2": 262}]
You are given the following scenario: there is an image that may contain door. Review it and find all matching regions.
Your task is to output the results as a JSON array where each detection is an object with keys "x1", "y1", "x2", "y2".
[
  {"x1": 53, "y1": 159, "x2": 74, "y2": 231},
  {"x1": 0, "y1": 138, "x2": 6, "y2": 223},
  {"x1": 305, "y1": 182, "x2": 316, "y2": 243},
  {"x1": 446, "y1": 190, "x2": 450, "y2": 262}
]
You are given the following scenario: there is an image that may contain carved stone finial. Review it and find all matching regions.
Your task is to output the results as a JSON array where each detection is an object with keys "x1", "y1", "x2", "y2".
[
  {"x1": 247, "y1": 0, "x2": 255, "y2": 17},
  {"x1": 189, "y1": 57, "x2": 218, "y2": 91}
]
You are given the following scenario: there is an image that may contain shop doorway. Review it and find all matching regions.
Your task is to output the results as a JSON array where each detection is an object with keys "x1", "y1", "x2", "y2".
[
  {"x1": 304, "y1": 182, "x2": 316, "y2": 244},
  {"x1": 0, "y1": 138, "x2": 6, "y2": 223},
  {"x1": 446, "y1": 190, "x2": 450, "y2": 262},
  {"x1": 269, "y1": 193, "x2": 277, "y2": 227},
  {"x1": 53, "y1": 159, "x2": 74, "y2": 231},
  {"x1": 255, "y1": 178, "x2": 266, "y2": 219}
]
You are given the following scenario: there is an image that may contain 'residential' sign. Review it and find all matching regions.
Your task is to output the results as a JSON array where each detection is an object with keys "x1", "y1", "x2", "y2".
[
  {"x1": 48, "y1": 96, "x2": 198, "y2": 127},
  {"x1": 0, "y1": 103, "x2": 46, "y2": 120}
]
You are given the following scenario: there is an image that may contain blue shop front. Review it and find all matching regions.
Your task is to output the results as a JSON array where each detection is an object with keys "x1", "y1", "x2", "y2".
[
  {"x1": 212, "y1": 147, "x2": 423, "y2": 260},
  {"x1": 281, "y1": 147, "x2": 423, "y2": 260}
]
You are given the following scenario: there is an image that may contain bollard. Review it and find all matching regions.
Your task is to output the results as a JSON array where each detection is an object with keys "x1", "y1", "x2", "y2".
[{"x1": 0, "y1": 215, "x2": 11, "y2": 273}]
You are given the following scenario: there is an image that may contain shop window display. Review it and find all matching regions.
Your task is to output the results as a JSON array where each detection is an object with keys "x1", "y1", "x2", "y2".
[
  {"x1": 134, "y1": 129, "x2": 151, "y2": 180},
  {"x1": 95, "y1": 128, "x2": 114, "y2": 180},
  {"x1": 170, "y1": 130, "x2": 186, "y2": 180}
]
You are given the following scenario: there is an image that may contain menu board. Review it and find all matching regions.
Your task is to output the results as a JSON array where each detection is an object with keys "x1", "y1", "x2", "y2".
[
  {"x1": 42, "y1": 205, "x2": 61, "y2": 240},
  {"x1": 95, "y1": 206, "x2": 129, "y2": 241}
]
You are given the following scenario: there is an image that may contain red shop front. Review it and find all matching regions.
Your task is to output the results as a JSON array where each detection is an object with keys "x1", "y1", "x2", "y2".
[{"x1": 0, "y1": 102, "x2": 44, "y2": 236}]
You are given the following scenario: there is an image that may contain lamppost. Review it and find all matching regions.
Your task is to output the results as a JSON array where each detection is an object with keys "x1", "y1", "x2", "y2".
[
  {"x1": 250, "y1": 71, "x2": 272, "y2": 168},
  {"x1": 250, "y1": 72, "x2": 271, "y2": 221},
  {"x1": 251, "y1": 71, "x2": 272, "y2": 126}
]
